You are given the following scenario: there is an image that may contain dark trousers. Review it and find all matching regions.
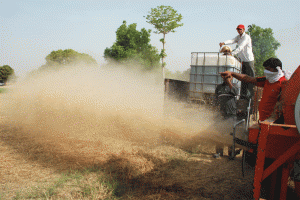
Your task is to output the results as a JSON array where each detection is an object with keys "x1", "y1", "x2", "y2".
[
  {"x1": 241, "y1": 61, "x2": 255, "y2": 99},
  {"x1": 215, "y1": 115, "x2": 237, "y2": 156}
]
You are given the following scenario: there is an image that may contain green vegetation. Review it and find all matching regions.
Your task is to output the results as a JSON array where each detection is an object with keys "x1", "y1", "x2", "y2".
[
  {"x1": 40, "y1": 49, "x2": 98, "y2": 71},
  {"x1": 104, "y1": 20, "x2": 161, "y2": 71},
  {"x1": 0, "y1": 88, "x2": 7, "y2": 93},
  {"x1": 145, "y1": 5, "x2": 183, "y2": 79},
  {"x1": 2, "y1": 167, "x2": 121, "y2": 200},
  {"x1": 0, "y1": 65, "x2": 15, "y2": 83},
  {"x1": 247, "y1": 24, "x2": 281, "y2": 76}
]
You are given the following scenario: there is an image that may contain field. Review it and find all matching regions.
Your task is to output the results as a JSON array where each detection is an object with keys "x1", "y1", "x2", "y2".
[
  {"x1": 0, "y1": 67, "x2": 297, "y2": 199},
  {"x1": 0, "y1": 120, "x2": 256, "y2": 200},
  {"x1": 0, "y1": 88, "x2": 7, "y2": 94}
]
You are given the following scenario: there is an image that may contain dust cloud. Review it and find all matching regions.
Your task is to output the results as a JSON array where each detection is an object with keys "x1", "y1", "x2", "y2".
[{"x1": 0, "y1": 63, "x2": 238, "y2": 169}]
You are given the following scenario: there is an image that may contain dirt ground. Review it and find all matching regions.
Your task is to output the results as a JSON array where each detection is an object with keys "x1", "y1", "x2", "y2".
[
  {"x1": 0, "y1": 123, "x2": 248, "y2": 200},
  {"x1": 0, "y1": 122, "x2": 294, "y2": 200}
]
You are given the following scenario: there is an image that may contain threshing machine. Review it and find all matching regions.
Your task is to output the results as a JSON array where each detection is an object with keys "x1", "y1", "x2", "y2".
[{"x1": 233, "y1": 65, "x2": 300, "y2": 200}]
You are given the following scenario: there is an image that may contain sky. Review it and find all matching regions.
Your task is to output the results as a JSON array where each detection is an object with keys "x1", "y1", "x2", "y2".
[{"x1": 0, "y1": 0, "x2": 299, "y2": 78}]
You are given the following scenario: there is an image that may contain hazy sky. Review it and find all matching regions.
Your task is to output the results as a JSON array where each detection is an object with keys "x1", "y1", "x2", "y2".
[{"x1": 1, "y1": 0, "x2": 299, "y2": 78}]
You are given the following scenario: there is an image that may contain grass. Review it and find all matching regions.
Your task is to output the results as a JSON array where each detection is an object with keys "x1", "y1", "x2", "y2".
[
  {"x1": 2, "y1": 167, "x2": 122, "y2": 200},
  {"x1": 0, "y1": 88, "x2": 7, "y2": 93}
]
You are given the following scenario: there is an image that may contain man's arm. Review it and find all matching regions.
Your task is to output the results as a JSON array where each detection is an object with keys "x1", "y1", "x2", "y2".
[
  {"x1": 224, "y1": 77, "x2": 234, "y2": 89},
  {"x1": 224, "y1": 36, "x2": 238, "y2": 45},
  {"x1": 231, "y1": 35, "x2": 250, "y2": 56},
  {"x1": 220, "y1": 71, "x2": 257, "y2": 84},
  {"x1": 220, "y1": 36, "x2": 238, "y2": 47}
]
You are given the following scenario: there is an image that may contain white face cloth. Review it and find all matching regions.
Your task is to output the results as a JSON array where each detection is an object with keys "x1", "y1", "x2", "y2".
[{"x1": 264, "y1": 66, "x2": 292, "y2": 83}]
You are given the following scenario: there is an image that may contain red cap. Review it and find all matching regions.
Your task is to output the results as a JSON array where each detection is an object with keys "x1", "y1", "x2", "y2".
[{"x1": 237, "y1": 24, "x2": 245, "y2": 29}]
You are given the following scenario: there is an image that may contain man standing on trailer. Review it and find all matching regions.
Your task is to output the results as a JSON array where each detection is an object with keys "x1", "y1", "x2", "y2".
[{"x1": 219, "y1": 24, "x2": 255, "y2": 100}]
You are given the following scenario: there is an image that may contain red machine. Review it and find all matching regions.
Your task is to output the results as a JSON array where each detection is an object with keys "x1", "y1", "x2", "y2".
[{"x1": 246, "y1": 65, "x2": 300, "y2": 199}]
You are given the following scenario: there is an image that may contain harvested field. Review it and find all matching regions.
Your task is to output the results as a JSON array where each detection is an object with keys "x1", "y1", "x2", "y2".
[
  {"x1": 0, "y1": 121, "x2": 256, "y2": 199},
  {"x1": 0, "y1": 66, "x2": 297, "y2": 199}
]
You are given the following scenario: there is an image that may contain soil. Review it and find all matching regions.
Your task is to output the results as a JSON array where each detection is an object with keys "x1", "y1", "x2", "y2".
[{"x1": 0, "y1": 122, "x2": 297, "y2": 200}]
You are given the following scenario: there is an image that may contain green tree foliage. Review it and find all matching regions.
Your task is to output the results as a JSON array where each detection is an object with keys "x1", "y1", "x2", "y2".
[
  {"x1": 247, "y1": 24, "x2": 281, "y2": 76},
  {"x1": 104, "y1": 21, "x2": 160, "y2": 71},
  {"x1": 0, "y1": 65, "x2": 15, "y2": 83},
  {"x1": 145, "y1": 5, "x2": 183, "y2": 79},
  {"x1": 40, "y1": 49, "x2": 97, "y2": 70}
]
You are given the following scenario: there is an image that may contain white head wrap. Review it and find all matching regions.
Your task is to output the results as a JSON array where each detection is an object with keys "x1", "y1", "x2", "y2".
[
  {"x1": 264, "y1": 66, "x2": 292, "y2": 83},
  {"x1": 282, "y1": 69, "x2": 292, "y2": 80}
]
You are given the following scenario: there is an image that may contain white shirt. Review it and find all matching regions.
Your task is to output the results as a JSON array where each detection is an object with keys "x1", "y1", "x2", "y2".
[{"x1": 224, "y1": 32, "x2": 254, "y2": 62}]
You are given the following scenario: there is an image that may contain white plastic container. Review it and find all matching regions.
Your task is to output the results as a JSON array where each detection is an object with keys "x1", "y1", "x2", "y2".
[
  {"x1": 191, "y1": 52, "x2": 241, "y2": 67},
  {"x1": 189, "y1": 52, "x2": 242, "y2": 100}
]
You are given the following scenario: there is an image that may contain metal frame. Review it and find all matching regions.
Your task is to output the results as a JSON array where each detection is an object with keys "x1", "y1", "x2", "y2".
[
  {"x1": 229, "y1": 98, "x2": 252, "y2": 160},
  {"x1": 295, "y1": 93, "x2": 300, "y2": 133}
]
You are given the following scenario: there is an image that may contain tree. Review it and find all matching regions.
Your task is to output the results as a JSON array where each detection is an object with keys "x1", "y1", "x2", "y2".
[
  {"x1": 40, "y1": 49, "x2": 97, "y2": 70},
  {"x1": 104, "y1": 20, "x2": 161, "y2": 71},
  {"x1": 0, "y1": 65, "x2": 15, "y2": 83},
  {"x1": 145, "y1": 5, "x2": 183, "y2": 79},
  {"x1": 247, "y1": 24, "x2": 281, "y2": 76}
]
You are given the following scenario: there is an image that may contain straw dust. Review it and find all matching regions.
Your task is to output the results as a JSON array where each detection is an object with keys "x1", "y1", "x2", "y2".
[{"x1": 0, "y1": 64, "x2": 258, "y2": 199}]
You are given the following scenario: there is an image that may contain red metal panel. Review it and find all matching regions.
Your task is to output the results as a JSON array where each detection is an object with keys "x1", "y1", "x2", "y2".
[
  {"x1": 265, "y1": 135, "x2": 299, "y2": 159},
  {"x1": 253, "y1": 122, "x2": 270, "y2": 200},
  {"x1": 263, "y1": 140, "x2": 300, "y2": 180},
  {"x1": 282, "y1": 65, "x2": 300, "y2": 125},
  {"x1": 265, "y1": 125, "x2": 299, "y2": 159},
  {"x1": 248, "y1": 124, "x2": 260, "y2": 153},
  {"x1": 269, "y1": 124, "x2": 299, "y2": 137},
  {"x1": 248, "y1": 124, "x2": 260, "y2": 144},
  {"x1": 280, "y1": 163, "x2": 293, "y2": 200}
]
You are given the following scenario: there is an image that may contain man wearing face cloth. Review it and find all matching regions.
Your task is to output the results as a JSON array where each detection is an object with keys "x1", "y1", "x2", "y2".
[
  {"x1": 220, "y1": 57, "x2": 291, "y2": 122},
  {"x1": 220, "y1": 57, "x2": 296, "y2": 200}
]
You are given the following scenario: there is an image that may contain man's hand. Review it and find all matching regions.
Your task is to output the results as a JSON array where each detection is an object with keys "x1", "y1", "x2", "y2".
[
  {"x1": 224, "y1": 76, "x2": 234, "y2": 89},
  {"x1": 223, "y1": 52, "x2": 232, "y2": 56},
  {"x1": 220, "y1": 71, "x2": 257, "y2": 84},
  {"x1": 219, "y1": 42, "x2": 225, "y2": 47},
  {"x1": 220, "y1": 71, "x2": 232, "y2": 79},
  {"x1": 226, "y1": 76, "x2": 233, "y2": 82}
]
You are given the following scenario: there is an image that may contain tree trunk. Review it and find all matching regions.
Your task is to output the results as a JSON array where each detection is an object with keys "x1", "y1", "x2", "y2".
[{"x1": 162, "y1": 33, "x2": 166, "y2": 81}]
